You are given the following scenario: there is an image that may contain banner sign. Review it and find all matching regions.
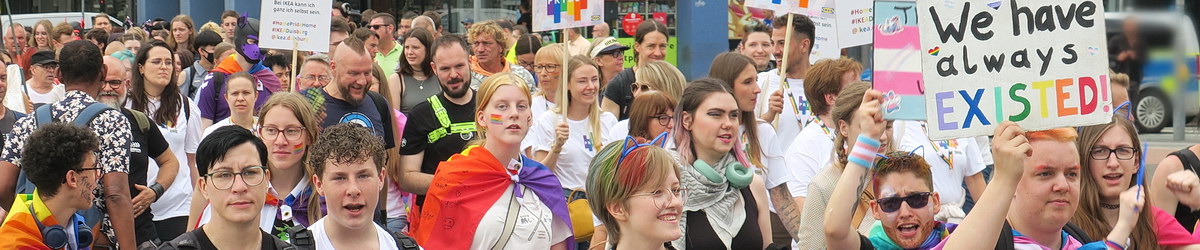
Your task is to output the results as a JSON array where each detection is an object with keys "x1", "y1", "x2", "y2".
[
  {"x1": 259, "y1": 0, "x2": 334, "y2": 52},
  {"x1": 917, "y1": 0, "x2": 1112, "y2": 139},
  {"x1": 533, "y1": 0, "x2": 605, "y2": 32},
  {"x1": 836, "y1": 0, "x2": 873, "y2": 48},
  {"x1": 875, "y1": 0, "x2": 924, "y2": 120}
]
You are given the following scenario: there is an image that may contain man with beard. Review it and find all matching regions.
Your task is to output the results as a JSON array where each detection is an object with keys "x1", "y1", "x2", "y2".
[
  {"x1": 302, "y1": 36, "x2": 395, "y2": 150},
  {"x1": 398, "y1": 34, "x2": 476, "y2": 214},
  {"x1": 100, "y1": 56, "x2": 180, "y2": 245}
]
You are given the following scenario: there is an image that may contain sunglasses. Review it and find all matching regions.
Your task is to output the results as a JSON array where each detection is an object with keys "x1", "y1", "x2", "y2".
[
  {"x1": 368, "y1": 24, "x2": 391, "y2": 30},
  {"x1": 875, "y1": 192, "x2": 932, "y2": 213}
]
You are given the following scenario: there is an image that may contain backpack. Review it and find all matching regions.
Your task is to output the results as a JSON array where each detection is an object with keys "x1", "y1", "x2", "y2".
[
  {"x1": 282, "y1": 225, "x2": 420, "y2": 250},
  {"x1": 146, "y1": 230, "x2": 298, "y2": 250},
  {"x1": 15, "y1": 102, "x2": 114, "y2": 228}
]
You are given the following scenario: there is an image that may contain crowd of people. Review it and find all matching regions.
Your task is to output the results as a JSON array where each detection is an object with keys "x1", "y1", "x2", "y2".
[{"x1": 0, "y1": 3, "x2": 1196, "y2": 250}]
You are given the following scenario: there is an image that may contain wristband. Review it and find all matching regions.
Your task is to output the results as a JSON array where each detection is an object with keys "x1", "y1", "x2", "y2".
[
  {"x1": 1104, "y1": 240, "x2": 1126, "y2": 250},
  {"x1": 149, "y1": 183, "x2": 165, "y2": 202},
  {"x1": 848, "y1": 134, "x2": 881, "y2": 169}
]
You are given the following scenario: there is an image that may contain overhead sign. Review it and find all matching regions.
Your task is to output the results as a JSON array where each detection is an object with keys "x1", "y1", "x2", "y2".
[
  {"x1": 533, "y1": 0, "x2": 606, "y2": 32},
  {"x1": 917, "y1": 0, "x2": 1112, "y2": 139},
  {"x1": 259, "y1": 0, "x2": 334, "y2": 52}
]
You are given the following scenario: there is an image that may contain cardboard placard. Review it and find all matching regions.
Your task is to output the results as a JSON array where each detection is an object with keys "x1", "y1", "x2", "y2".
[
  {"x1": 533, "y1": 0, "x2": 605, "y2": 32},
  {"x1": 259, "y1": 0, "x2": 334, "y2": 52},
  {"x1": 917, "y1": 0, "x2": 1112, "y2": 139},
  {"x1": 835, "y1": 0, "x2": 873, "y2": 48}
]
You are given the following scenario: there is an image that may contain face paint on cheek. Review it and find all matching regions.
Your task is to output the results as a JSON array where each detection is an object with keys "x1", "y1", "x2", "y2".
[
  {"x1": 293, "y1": 142, "x2": 306, "y2": 154},
  {"x1": 489, "y1": 114, "x2": 503, "y2": 125}
]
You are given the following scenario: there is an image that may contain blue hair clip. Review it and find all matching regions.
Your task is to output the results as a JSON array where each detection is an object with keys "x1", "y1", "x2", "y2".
[
  {"x1": 908, "y1": 145, "x2": 924, "y2": 156},
  {"x1": 617, "y1": 132, "x2": 670, "y2": 165},
  {"x1": 1114, "y1": 101, "x2": 1133, "y2": 121}
]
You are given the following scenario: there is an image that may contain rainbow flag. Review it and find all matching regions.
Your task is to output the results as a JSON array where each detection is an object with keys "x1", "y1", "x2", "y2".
[
  {"x1": 489, "y1": 114, "x2": 503, "y2": 125},
  {"x1": 547, "y1": 0, "x2": 589, "y2": 23}
]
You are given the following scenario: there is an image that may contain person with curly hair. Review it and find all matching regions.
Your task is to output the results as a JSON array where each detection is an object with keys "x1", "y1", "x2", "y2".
[
  {"x1": 0, "y1": 123, "x2": 100, "y2": 250},
  {"x1": 306, "y1": 123, "x2": 400, "y2": 249}
]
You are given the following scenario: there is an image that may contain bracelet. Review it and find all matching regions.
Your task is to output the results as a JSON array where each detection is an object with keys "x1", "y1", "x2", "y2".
[
  {"x1": 149, "y1": 183, "x2": 165, "y2": 202},
  {"x1": 848, "y1": 134, "x2": 881, "y2": 169},
  {"x1": 1104, "y1": 240, "x2": 1126, "y2": 250}
]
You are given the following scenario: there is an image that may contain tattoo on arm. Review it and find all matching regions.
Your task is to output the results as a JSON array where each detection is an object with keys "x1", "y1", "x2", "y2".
[{"x1": 769, "y1": 184, "x2": 801, "y2": 239}]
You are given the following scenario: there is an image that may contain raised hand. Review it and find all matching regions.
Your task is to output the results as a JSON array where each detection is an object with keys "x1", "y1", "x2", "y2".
[
  {"x1": 991, "y1": 122, "x2": 1030, "y2": 180},
  {"x1": 851, "y1": 90, "x2": 886, "y2": 140},
  {"x1": 1167, "y1": 170, "x2": 1200, "y2": 208},
  {"x1": 768, "y1": 89, "x2": 784, "y2": 115},
  {"x1": 552, "y1": 121, "x2": 569, "y2": 152}
]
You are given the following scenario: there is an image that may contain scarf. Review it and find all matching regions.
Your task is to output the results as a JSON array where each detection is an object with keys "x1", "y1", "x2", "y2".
[
  {"x1": 867, "y1": 221, "x2": 953, "y2": 250},
  {"x1": 470, "y1": 56, "x2": 512, "y2": 77},
  {"x1": 674, "y1": 153, "x2": 746, "y2": 249},
  {"x1": 412, "y1": 146, "x2": 576, "y2": 249}
]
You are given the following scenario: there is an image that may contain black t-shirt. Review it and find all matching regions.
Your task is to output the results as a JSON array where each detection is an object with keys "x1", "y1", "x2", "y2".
[
  {"x1": 191, "y1": 227, "x2": 291, "y2": 250},
  {"x1": 602, "y1": 68, "x2": 636, "y2": 120},
  {"x1": 400, "y1": 93, "x2": 476, "y2": 206},
  {"x1": 0, "y1": 108, "x2": 24, "y2": 134},
  {"x1": 122, "y1": 108, "x2": 170, "y2": 244},
  {"x1": 306, "y1": 88, "x2": 396, "y2": 149},
  {"x1": 857, "y1": 234, "x2": 874, "y2": 250}
]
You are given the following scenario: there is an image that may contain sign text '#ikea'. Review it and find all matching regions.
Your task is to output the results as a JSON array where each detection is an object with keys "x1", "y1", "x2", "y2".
[{"x1": 918, "y1": 0, "x2": 1112, "y2": 139}]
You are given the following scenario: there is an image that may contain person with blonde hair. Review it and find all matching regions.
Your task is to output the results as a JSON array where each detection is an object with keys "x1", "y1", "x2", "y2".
[
  {"x1": 414, "y1": 72, "x2": 574, "y2": 249},
  {"x1": 467, "y1": 21, "x2": 535, "y2": 90},
  {"x1": 602, "y1": 60, "x2": 685, "y2": 144},
  {"x1": 29, "y1": 20, "x2": 54, "y2": 51},
  {"x1": 531, "y1": 43, "x2": 567, "y2": 117}
]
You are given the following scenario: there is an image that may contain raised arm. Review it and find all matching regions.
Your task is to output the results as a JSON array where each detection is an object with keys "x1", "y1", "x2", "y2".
[
  {"x1": 940, "y1": 122, "x2": 1028, "y2": 249},
  {"x1": 823, "y1": 89, "x2": 885, "y2": 249}
]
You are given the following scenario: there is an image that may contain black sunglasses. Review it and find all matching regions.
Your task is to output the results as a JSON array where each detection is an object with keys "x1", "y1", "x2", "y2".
[{"x1": 875, "y1": 192, "x2": 931, "y2": 213}]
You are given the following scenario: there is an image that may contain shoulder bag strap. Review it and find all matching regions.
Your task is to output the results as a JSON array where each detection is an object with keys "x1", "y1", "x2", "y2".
[{"x1": 490, "y1": 193, "x2": 520, "y2": 250}]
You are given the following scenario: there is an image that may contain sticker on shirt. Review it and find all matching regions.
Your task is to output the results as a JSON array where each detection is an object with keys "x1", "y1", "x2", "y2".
[
  {"x1": 339, "y1": 112, "x2": 376, "y2": 134},
  {"x1": 130, "y1": 142, "x2": 143, "y2": 154}
]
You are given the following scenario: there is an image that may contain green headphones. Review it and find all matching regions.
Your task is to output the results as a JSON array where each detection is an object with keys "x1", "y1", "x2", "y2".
[{"x1": 692, "y1": 159, "x2": 753, "y2": 189}]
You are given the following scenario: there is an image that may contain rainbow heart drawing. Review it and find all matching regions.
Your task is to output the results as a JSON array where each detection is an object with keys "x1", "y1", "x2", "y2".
[{"x1": 928, "y1": 46, "x2": 941, "y2": 56}]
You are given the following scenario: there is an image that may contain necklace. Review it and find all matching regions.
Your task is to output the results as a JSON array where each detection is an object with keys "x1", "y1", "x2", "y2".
[
  {"x1": 412, "y1": 74, "x2": 430, "y2": 90},
  {"x1": 1099, "y1": 202, "x2": 1119, "y2": 209}
]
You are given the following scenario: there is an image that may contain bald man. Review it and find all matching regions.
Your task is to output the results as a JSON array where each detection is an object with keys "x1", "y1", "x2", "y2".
[
  {"x1": 100, "y1": 56, "x2": 180, "y2": 245},
  {"x1": 411, "y1": 16, "x2": 438, "y2": 39},
  {"x1": 304, "y1": 36, "x2": 396, "y2": 149},
  {"x1": 592, "y1": 22, "x2": 610, "y2": 39}
]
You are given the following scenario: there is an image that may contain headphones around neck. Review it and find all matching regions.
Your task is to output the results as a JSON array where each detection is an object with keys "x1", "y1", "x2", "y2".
[
  {"x1": 30, "y1": 205, "x2": 92, "y2": 249},
  {"x1": 692, "y1": 159, "x2": 753, "y2": 189}
]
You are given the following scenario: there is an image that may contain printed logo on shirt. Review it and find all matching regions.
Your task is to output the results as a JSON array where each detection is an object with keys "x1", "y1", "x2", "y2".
[
  {"x1": 583, "y1": 135, "x2": 593, "y2": 152},
  {"x1": 339, "y1": 112, "x2": 376, "y2": 134},
  {"x1": 130, "y1": 142, "x2": 142, "y2": 154}
]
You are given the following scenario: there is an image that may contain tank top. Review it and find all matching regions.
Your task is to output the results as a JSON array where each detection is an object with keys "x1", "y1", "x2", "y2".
[
  {"x1": 400, "y1": 74, "x2": 442, "y2": 113},
  {"x1": 1170, "y1": 146, "x2": 1200, "y2": 232}
]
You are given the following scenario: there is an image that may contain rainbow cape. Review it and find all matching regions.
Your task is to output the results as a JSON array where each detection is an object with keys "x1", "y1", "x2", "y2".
[{"x1": 412, "y1": 146, "x2": 576, "y2": 249}]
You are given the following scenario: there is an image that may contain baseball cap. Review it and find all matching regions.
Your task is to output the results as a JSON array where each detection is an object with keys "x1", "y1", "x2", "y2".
[{"x1": 589, "y1": 37, "x2": 629, "y2": 58}]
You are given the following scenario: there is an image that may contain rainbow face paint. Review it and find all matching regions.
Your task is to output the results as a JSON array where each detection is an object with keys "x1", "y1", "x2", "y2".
[
  {"x1": 489, "y1": 114, "x2": 503, "y2": 125},
  {"x1": 292, "y1": 142, "x2": 305, "y2": 154}
]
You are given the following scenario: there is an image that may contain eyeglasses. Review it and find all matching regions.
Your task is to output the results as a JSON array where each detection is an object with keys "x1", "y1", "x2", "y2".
[
  {"x1": 35, "y1": 63, "x2": 59, "y2": 71},
  {"x1": 103, "y1": 80, "x2": 124, "y2": 87},
  {"x1": 1090, "y1": 146, "x2": 1139, "y2": 161},
  {"x1": 368, "y1": 24, "x2": 391, "y2": 30},
  {"x1": 631, "y1": 82, "x2": 652, "y2": 93},
  {"x1": 617, "y1": 132, "x2": 670, "y2": 165},
  {"x1": 206, "y1": 166, "x2": 267, "y2": 190},
  {"x1": 300, "y1": 75, "x2": 332, "y2": 83},
  {"x1": 629, "y1": 186, "x2": 687, "y2": 210},
  {"x1": 649, "y1": 114, "x2": 673, "y2": 126},
  {"x1": 78, "y1": 167, "x2": 102, "y2": 175},
  {"x1": 875, "y1": 192, "x2": 932, "y2": 213},
  {"x1": 533, "y1": 64, "x2": 560, "y2": 73},
  {"x1": 260, "y1": 126, "x2": 305, "y2": 142}
]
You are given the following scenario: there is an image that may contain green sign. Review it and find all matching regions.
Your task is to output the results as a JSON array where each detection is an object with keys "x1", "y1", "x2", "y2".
[{"x1": 614, "y1": 37, "x2": 677, "y2": 68}]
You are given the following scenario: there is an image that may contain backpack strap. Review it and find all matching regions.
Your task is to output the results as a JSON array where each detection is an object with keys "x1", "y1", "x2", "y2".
[
  {"x1": 425, "y1": 95, "x2": 476, "y2": 144},
  {"x1": 1063, "y1": 222, "x2": 1092, "y2": 243},
  {"x1": 184, "y1": 66, "x2": 198, "y2": 99},
  {"x1": 391, "y1": 231, "x2": 421, "y2": 250},
  {"x1": 995, "y1": 221, "x2": 1015, "y2": 250},
  {"x1": 1171, "y1": 147, "x2": 1200, "y2": 174},
  {"x1": 128, "y1": 109, "x2": 151, "y2": 134},
  {"x1": 490, "y1": 193, "x2": 520, "y2": 250},
  {"x1": 74, "y1": 103, "x2": 114, "y2": 126},
  {"x1": 368, "y1": 91, "x2": 394, "y2": 148},
  {"x1": 285, "y1": 225, "x2": 315, "y2": 250},
  {"x1": 33, "y1": 104, "x2": 52, "y2": 127}
]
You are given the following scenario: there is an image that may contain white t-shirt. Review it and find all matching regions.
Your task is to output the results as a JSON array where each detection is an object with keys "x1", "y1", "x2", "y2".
[
  {"x1": 522, "y1": 110, "x2": 617, "y2": 190},
  {"x1": 975, "y1": 135, "x2": 994, "y2": 165},
  {"x1": 26, "y1": 83, "x2": 65, "y2": 105},
  {"x1": 309, "y1": 217, "x2": 401, "y2": 250},
  {"x1": 743, "y1": 121, "x2": 785, "y2": 214},
  {"x1": 892, "y1": 121, "x2": 986, "y2": 205},
  {"x1": 530, "y1": 95, "x2": 555, "y2": 121},
  {"x1": 755, "y1": 70, "x2": 812, "y2": 156},
  {"x1": 606, "y1": 119, "x2": 629, "y2": 145},
  {"x1": 131, "y1": 96, "x2": 202, "y2": 220},
  {"x1": 471, "y1": 185, "x2": 572, "y2": 249},
  {"x1": 201, "y1": 117, "x2": 258, "y2": 139},
  {"x1": 780, "y1": 121, "x2": 836, "y2": 198}
]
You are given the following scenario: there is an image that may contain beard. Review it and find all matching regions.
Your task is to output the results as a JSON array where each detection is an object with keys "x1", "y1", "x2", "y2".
[
  {"x1": 338, "y1": 83, "x2": 363, "y2": 106},
  {"x1": 98, "y1": 90, "x2": 126, "y2": 108},
  {"x1": 442, "y1": 76, "x2": 469, "y2": 99}
]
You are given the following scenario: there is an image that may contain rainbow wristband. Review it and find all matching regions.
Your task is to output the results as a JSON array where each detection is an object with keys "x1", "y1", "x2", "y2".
[
  {"x1": 848, "y1": 135, "x2": 881, "y2": 169},
  {"x1": 1105, "y1": 240, "x2": 1126, "y2": 250}
]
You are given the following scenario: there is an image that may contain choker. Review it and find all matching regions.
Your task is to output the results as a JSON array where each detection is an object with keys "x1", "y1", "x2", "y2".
[{"x1": 1099, "y1": 202, "x2": 1119, "y2": 209}]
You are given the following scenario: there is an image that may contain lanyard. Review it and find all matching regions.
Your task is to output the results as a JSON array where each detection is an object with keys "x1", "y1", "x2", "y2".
[
  {"x1": 783, "y1": 79, "x2": 810, "y2": 127},
  {"x1": 920, "y1": 122, "x2": 957, "y2": 168},
  {"x1": 810, "y1": 115, "x2": 834, "y2": 141}
]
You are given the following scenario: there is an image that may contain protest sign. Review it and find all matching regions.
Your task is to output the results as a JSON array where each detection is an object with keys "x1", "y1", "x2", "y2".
[
  {"x1": 810, "y1": 15, "x2": 840, "y2": 62},
  {"x1": 533, "y1": 0, "x2": 605, "y2": 32},
  {"x1": 259, "y1": 0, "x2": 333, "y2": 52},
  {"x1": 918, "y1": 0, "x2": 1112, "y2": 139},
  {"x1": 746, "y1": 0, "x2": 833, "y2": 17},
  {"x1": 875, "y1": 0, "x2": 924, "y2": 120},
  {"x1": 835, "y1": 0, "x2": 873, "y2": 48}
]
